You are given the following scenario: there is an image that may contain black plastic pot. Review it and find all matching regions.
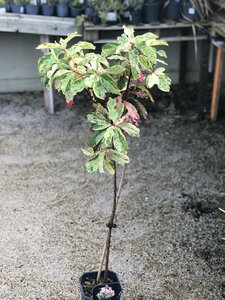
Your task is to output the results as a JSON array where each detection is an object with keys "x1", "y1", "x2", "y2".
[
  {"x1": 163, "y1": 0, "x2": 181, "y2": 21},
  {"x1": 69, "y1": 5, "x2": 83, "y2": 17},
  {"x1": 11, "y1": 4, "x2": 25, "y2": 13},
  {"x1": 142, "y1": 2, "x2": 161, "y2": 23},
  {"x1": 130, "y1": 10, "x2": 142, "y2": 25},
  {"x1": 79, "y1": 270, "x2": 123, "y2": 300},
  {"x1": 181, "y1": 1, "x2": 200, "y2": 22},
  {"x1": 41, "y1": 4, "x2": 55, "y2": 16},
  {"x1": 25, "y1": 4, "x2": 39, "y2": 14},
  {"x1": 85, "y1": 5, "x2": 94, "y2": 21},
  {"x1": 56, "y1": 3, "x2": 69, "y2": 17}
]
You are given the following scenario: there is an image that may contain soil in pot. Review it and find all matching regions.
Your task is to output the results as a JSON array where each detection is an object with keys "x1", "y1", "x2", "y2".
[
  {"x1": 163, "y1": 0, "x2": 181, "y2": 21},
  {"x1": 80, "y1": 270, "x2": 123, "y2": 300},
  {"x1": 142, "y1": 1, "x2": 161, "y2": 23}
]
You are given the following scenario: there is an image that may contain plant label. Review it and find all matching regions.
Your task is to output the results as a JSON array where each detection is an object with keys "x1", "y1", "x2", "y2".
[{"x1": 188, "y1": 8, "x2": 195, "y2": 15}]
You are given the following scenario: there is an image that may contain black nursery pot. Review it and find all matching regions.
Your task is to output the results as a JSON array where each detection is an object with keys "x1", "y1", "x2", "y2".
[
  {"x1": 11, "y1": 4, "x2": 25, "y2": 13},
  {"x1": 130, "y1": 10, "x2": 142, "y2": 25},
  {"x1": 85, "y1": 5, "x2": 94, "y2": 21},
  {"x1": 25, "y1": 4, "x2": 39, "y2": 15},
  {"x1": 56, "y1": 3, "x2": 69, "y2": 17},
  {"x1": 182, "y1": 1, "x2": 200, "y2": 22},
  {"x1": 142, "y1": 2, "x2": 161, "y2": 23},
  {"x1": 41, "y1": 4, "x2": 55, "y2": 16},
  {"x1": 79, "y1": 270, "x2": 123, "y2": 300},
  {"x1": 163, "y1": 0, "x2": 181, "y2": 21},
  {"x1": 69, "y1": 5, "x2": 83, "y2": 17}
]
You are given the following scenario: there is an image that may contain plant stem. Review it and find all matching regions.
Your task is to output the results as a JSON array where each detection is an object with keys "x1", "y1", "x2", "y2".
[
  {"x1": 96, "y1": 165, "x2": 126, "y2": 284},
  {"x1": 103, "y1": 163, "x2": 117, "y2": 282}
]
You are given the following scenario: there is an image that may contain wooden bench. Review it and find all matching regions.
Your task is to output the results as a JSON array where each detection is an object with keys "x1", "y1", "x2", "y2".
[{"x1": 0, "y1": 13, "x2": 77, "y2": 114}]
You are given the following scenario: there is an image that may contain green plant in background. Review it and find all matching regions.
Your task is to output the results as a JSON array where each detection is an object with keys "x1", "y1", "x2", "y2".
[
  {"x1": 128, "y1": 0, "x2": 143, "y2": 11},
  {"x1": 0, "y1": 0, "x2": 6, "y2": 5},
  {"x1": 37, "y1": 26, "x2": 171, "y2": 292},
  {"x1": 70, "y1": 0, "x2": 81, "y2": 8}
]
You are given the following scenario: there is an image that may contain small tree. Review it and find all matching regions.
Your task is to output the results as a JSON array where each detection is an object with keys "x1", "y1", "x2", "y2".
[{"x1": 37, "y1": 25, "x2": 171, "y2": 297}]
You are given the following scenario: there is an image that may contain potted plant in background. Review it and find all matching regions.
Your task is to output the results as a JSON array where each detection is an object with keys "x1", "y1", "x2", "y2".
[
  {"x1": 0, "y1": 0, "x2": 7, "y2": 13},
  {"x1": 128, "y1": 0, "x2": 143, "y2": 25},
  {"x1": 84, "y1": 0, "x2": 94, "y2": 20},
  {"x1": 36, "y1": 26, "x2": 171, "y2": 300},
  {"x1": 162, "y1": 0, "x2": 181, "y2": 22},
  {"x1": 11, "y1": 0, "x2": 25, "y2": 13},
  {"x1": 56, "y1": 0, "x2": 69, "y2": 17},
  {"x1": 105, "y1": 0, "x2": 122, "y2": 25},
  {"x1": 70, "y1": 0, "x2": 83, "y2": 17},
  {"x1": 25, "y1": 0, "x2": 39, "y2": 14},
  {"x1": 142, "y1": 0, "x2": 162, "y2": 23},
  {"x1": 41, "y1": 0, "x2": 55, "y2": 16},
  {"x1": 181, "y1": 0, "x2": 212, "y2": 22}
]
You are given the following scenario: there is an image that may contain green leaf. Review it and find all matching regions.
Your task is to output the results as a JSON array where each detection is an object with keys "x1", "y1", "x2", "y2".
[
  {"x1": 129, "y1": 51, "x2": 139, "y2": 80},
  {"x1": 158, "y1": 74, "x2": 171, "y2": 92},
  {"x1": 104, "y1": 156, "x2": 115, "y2": 175},
  {"x1": 119, "y1": 123, "x2": 140, "y2": 137},
  {"x1": 93, "y1": 79, "x2": 106, "y2": 99},
  {"x1": 108, "y1": 149, "x2": 129, "y2": 165},
  {"x1": 107, "y1": 98, "x2": 117, "y2": 122},
  {"x1": 157, "y1": 50, "x2": 167, "y2": 58},
  {"x1": 92, "y1": 122, "x2": 111, "y2": 131},
  {"x1": 53, "y1": 69, "x2": 72, "y2": 79},
  {"x1": 138, "y1": 55, "x2": 152, "y2": 70},
  {"x1": 98, "y1": 152, "x2": 105, "y2": 173},
  {"x1": 102, "y1": 126, "x2": 114, "y2": 147},
  {"x1": 75, "y1": 41, "x2": 95, "y2": 50},
  {"x1": 86, "y1": 154, "x2": 100, "y2": 173},
  {"x1": 113, "y1": 127, "x2": 128, "y2": 153},
  {"x1": 154, "y1": 67, "x2": 165, "y2": 75},
  {"x1": 100, "y1": 74, "x2": 120, "y2": 95},
  {"x1": 36, "y1": 42, "x2": 63, "y2": 50},
  {"x1": 123, "y1": 25, "x2": 134, "y2": 39},
  {"x1": 107, "y1": 65, "x2": 125, "y2": 75},
  {"x1": 146, "y1": 40, "x2": 168, "y2": 47},
  {"x1": 101, "y1": 42, "x2": 119, "y2": 57},
  {"x1": 82, "y1": 147, "x2": 95, "y2": 157},
  {"x1": 88, "y1": 130, "x2": 105, "y2": 147},
  {"x1": 146, "y1": 73, "x2": 159, "y2": 89},
  {"x1": 64, "y1": 32, "x2": 81, "y2": 46}
]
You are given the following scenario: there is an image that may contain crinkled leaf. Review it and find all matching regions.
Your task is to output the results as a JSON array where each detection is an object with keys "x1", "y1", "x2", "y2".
[
  {"x1": 86, "y1": 154, "x2": 101, "y2": 173},
  {"x1": 93, "y1": 79, "x2": 106, "y2": 99},
  {"x1": 138, "y1": 55, "x2": 152, "y2": 70},
  {"x1": 36, "y1": 42, "x2": 63, "y2": 50},
  {"x1": 123, "y1": 25, "x2": 134, "y2": 39},
  {"x1": 154, "y1": 67, "x2": 165, "y2": 75},
  {"x1": 53, "y1": 69, "x2": 72, "y2": 79},
  {"x1": 119, "y1": 123, "x2": 140, "y2": 137}
]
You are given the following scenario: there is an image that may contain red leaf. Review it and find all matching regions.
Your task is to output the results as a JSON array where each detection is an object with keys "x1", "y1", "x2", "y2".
[{"x1": 65, "y1": 99, "x2": 74, "y2": 109}]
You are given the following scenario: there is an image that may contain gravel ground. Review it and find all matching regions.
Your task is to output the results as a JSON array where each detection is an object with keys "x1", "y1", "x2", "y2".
[{"x1": 0, "y1": 88, "x2": 224, "y2": 300}]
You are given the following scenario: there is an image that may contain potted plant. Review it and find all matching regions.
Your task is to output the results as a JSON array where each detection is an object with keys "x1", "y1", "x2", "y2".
[
  {"x1": 41, "y1": 0, "x2": 55, "y2": 16},
  {"x1": 181, "y1": 0, "x2": 212, "y2": 22},
  {"x1": 84, "y1": 0, "x2": 94, "y2": 20},
  {"x1": 11, "y1": 0, "x2": 26, "y2": 13},
  {"x1": 128, "y1": 0, "x2": 143, "y2": 25},
  {"x1": 56, "y1": 0, "x2": 69, "y2": 17},
  {"x1": 0, "y1": 0, "x2": 7, "y2": 13},
  {"x1": 70, "y1": 0, "x2": 83, "y2": 17},
  {"x1": 36, "y1": 26, "x2": 171, "y2": 300},
  {"x1": 142, "y1": 0, "x2": 162, "y2": 23},
  {"x1": 25, "y1": 0, "x2": 39, "y2": 14},
  {"x1": 162, "y1": 0, "x2": 181, "y2": 21}
]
